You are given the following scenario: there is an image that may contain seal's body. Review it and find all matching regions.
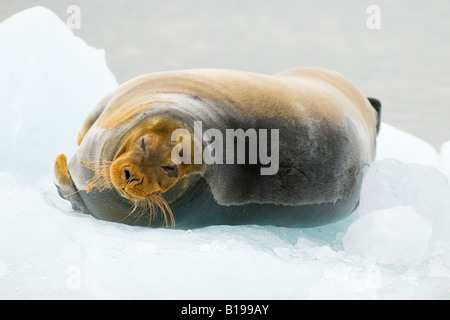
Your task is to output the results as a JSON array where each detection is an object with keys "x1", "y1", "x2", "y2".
[{"x1": 54, "y1": 68, "x2": 380, "y2": 228}]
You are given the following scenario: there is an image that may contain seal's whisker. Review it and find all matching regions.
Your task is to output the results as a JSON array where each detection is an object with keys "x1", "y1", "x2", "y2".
[
  {"x1": 151, "y1": 192, "x2": 175, "y2": 228},
  {"x1": 118, "y1": 198, "x2": 142, "y2": 223},
  {"x1": 146, "y1": 195, "x2": 158, "y2": 227},
  {"x1": 119, "y1": 207, "x2": 136, "y2": 223},
  {"x1": 124, "y1": 196, "x2": 154, "y2": 226},
  {"x1": 62, "y1": 188, "x2": 83, "y2": 198},
  {"x1": 146, "y1": 194, "x2": 159, "y2": 227},
  {"x1": 138, "y1": 198, "x2": 152, "y2": 225},
  {"x1": 81, "y1": 159, "x2": 113, "y2": 193},
  {"x1": 144, "y1": 198, "x2": 156, "y2": 227},
  {"x1": 125, "y1": 193, "x2": 175, "y2": 228}
]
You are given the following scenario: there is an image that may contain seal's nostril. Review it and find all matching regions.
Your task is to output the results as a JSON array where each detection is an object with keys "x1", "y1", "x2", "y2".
[
  {"x1": 124, "y1": 168, "x2": 131, "y2": 181},
  {"x1": 124, "y1": 168, "x2": 140, "y2": 184}
]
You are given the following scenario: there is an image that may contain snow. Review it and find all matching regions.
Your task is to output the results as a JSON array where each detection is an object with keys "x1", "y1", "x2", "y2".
[{"x1": 1, "y1": 7, "x2": 450, "y2": 299}]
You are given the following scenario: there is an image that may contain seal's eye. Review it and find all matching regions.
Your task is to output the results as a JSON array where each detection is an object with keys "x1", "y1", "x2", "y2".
[
  {"x1": 140, "y1": 137, "x2": 147, "y2": 156},
  {"x1": 161, "y1": 165, "x2": 178, "y2": 178}
]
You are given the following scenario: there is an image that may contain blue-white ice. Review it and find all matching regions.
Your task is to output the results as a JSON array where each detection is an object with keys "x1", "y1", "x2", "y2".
[{"x1": 1, "y1": 7, "x2": 450, "y2": 299}]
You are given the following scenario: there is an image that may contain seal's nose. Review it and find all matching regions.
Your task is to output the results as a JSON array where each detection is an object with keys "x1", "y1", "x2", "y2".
[{"x1": 123, "y1": 168, "x2": 140, "y2": 184}]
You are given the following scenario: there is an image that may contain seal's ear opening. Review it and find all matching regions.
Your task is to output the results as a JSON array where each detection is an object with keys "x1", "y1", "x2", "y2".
[
  {"x1": 367, "y1": 97, "x2": 382, "y2": 134},
  {"x1": 53, "y1": 154, "x2": 89, "y2": 213}
]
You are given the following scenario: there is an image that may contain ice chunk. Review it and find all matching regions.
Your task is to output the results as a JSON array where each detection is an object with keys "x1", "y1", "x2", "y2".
[
  {"x1": 357, "y1": 159, "x2": 450, "y2": 245},
  {"x1": 376, "y1": 122, "x2": 442, "y2": 169},
  {"x1": 441, "y1": 141, "x2": 450, "y2": 177},
  {"x1": 0, "y1": 6, "x2": 117, "y2": 182},
  {"x1": 343, "y1": 206, "x2": 432, "y2": 265}
]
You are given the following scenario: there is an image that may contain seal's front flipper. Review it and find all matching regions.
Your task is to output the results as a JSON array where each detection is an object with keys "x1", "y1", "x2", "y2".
[
  {"x1": 367, "y1": 97, "x2": 381, "y2": 134},
  {"x1": 53, "y1": 153, "x2": 87, "y2": 212},
  {"x1": 54, "y1": 154, "x2": 72, "y2": 192}
]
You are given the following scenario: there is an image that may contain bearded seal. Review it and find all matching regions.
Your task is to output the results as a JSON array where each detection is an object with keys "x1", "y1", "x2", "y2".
[{"x1": 54, "y1": 67, "x2": 381, "y2": 228}]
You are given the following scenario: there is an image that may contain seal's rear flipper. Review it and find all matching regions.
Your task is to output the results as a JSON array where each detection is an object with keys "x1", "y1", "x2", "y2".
[{"x1": 367, "y1": 97, "x2": 381, "y2": 134}]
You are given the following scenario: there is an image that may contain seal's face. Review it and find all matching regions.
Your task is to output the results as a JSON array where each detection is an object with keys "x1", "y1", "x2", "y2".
[{"x1": 110, "y1": 119, "x2": 192, "y2": 201}]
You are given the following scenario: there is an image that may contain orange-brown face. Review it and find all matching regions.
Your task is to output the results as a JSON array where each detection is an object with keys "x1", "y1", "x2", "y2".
[{"x1": 110, "y1": 119, "x2": 194, "y2": 200}]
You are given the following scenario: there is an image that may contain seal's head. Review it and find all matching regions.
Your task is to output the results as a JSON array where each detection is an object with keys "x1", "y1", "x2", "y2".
[
  {"x1": 109, "y1": 119, "x2": 194, "y2": 201},
  {"x1": 60, "y1": 117, "x2": 201, "y2": 227}
]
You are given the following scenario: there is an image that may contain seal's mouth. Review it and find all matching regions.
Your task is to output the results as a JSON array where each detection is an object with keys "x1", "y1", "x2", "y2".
[{"x1": 116, "y1": 183, "x2": 157, "y2": 202}]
